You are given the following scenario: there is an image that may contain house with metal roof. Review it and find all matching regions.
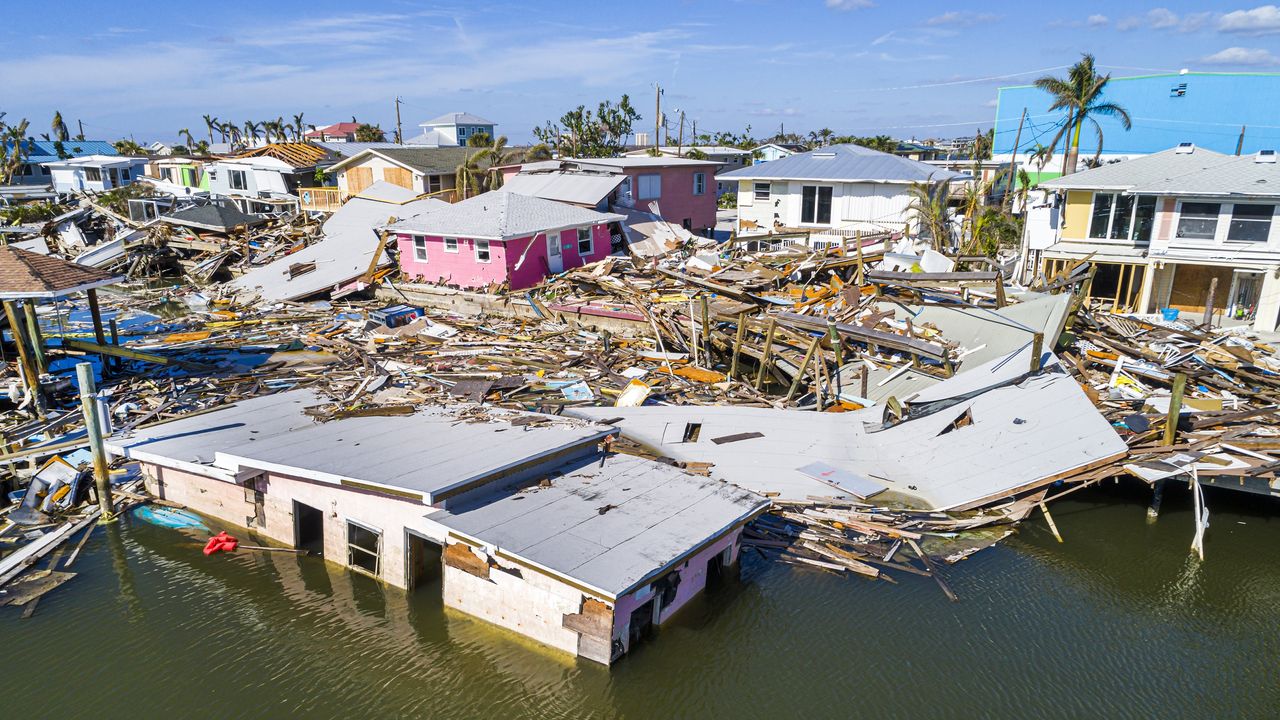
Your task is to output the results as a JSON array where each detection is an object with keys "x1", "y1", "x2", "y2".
[
  {"x1": 720, "y1": 144, "x2": 966, "y2": 236},
  {"x1": 1036, "y1": 145, "x2": 1280, "y2": 330},
  {"x1": 42, "y1": 154, "x2": 150, "y2": 194},
  {"x1": 326, "y1": 146, "x2": 473, "y2": 199},
  {"x1": 406, "y1": 112, "x2": 497, "y2": 147},
  {"x1": 3, "y1": 139, "x2": 118, "y2": 187},
  {"x1": 105, "y1": 389, "x2": 767, "y2": 665},
  {"x1": 387, "y1": 190, "x2": 624, "y2": 290}
]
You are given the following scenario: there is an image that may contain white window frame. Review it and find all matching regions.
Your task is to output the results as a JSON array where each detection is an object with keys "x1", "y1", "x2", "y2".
[
  {"x1": 637, "y1": 173, "x2": 662, "y2": 200},
  {"x1": 228, "y1": 168, "x2": 248, "y2": 191},
  {"x1": 474, "y1": 238, "x2": 492, "y2": 263},
  {"x1": 443, "y1": 236, "x2": 459, "y2": 253},
  {"x1": 1226, "y1": 203, "x2": 1275, "y2": 243},
  {"x1": 428, "y1": 175, "x2": 443, "y2": 194},
  {"x1": 412, "y1": 236, "x2": 428, "y2": 262},
  {"x1": 346, "y1": 520, "x2": 382, "y2": 577},
  {"x1": 84, "y1": 167, "x2": 102, "y2": 182},
  {"x1": 693, "y1": 172, "x2": 706, "y2": 196},
  {"x1": 1175, "y1": 201, "x2": 1222, "y2": 242},
  {"x1": 577, "y1": 227, "x2": 593, "y2": 256},
  {"x1": 753, "y1": 182, "x2": 770, "y2": 201}
]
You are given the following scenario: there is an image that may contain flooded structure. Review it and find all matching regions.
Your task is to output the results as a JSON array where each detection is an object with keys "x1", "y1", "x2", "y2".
[{"x1": 105, "y1": 390, "x2": 767, "y2": 664}]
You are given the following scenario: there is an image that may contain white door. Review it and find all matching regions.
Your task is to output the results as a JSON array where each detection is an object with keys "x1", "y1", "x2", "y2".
[{"x1": 546, "y1": 234, "x2": 563, "y2": 273}]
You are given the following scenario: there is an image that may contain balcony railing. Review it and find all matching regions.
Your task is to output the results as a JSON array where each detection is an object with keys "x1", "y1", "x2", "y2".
[{"x1": 298, "y1": 186, "x2": 346, "y2": 211}]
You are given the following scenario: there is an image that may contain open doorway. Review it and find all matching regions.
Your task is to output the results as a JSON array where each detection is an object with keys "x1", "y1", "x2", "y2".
[
  {"x1": 405, "y1": 530, "x2": 443, "y2": 591},
  {"x1": 293, "y1": 501, "x2": 324, "y2": 555},
  {"x1": 628, "y1": 598, "x2": 655, "y2": 650}
]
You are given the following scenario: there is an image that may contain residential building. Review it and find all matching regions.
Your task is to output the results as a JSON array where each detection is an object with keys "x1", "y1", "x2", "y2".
[
  {"x1": 720, "y1": 144, "x2": 966, "y2": 236},
  {"x1": 42, "y1": 155, "x2": 150, "y2": 194},
  {"x1": 105, "y1": 390, "x2": 767, "y2": 665},
  {"x1": 752, "y1": 143, "x2": 806, "y2": 164},
  {"x1": 406, "y1": 112, "x2": 496, "y2": 147},
  {"x1": 388, "y1": 190, "x2": 623, "y2": 290},
  {"x1": 994, "y1": 71, "x2": 1280, "y2": 183},
  {"x1": 139, "y1": 157, "x2": 208, "y2": 196},
  {"x1": 1037, "y1": 145, "x2": 1280, "y2": 330},
  {"x1": 623, "y1": 145, "x2": 750, "y2": 196},
  {"x1": 4, "y1": 140, "x2": 119, "y2": 188},
  {"x1": 304, "y1": 122, "x2": 362, "y2": 143},
  {"x1": 326, "y1": 146, "x2": 472, "y2": 198},
  {"x1": 204, "y1": 143, "x2": 337, "y2": 212}
]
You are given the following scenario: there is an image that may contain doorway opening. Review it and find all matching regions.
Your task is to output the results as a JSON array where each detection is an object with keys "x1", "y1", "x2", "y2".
[
  {"x1": 628, "y1": 598, "x2": 655, "y2": 650},
  {"x1": 405, "y1": 531, "x2": 443, "y2": 591},
  {"x1": 294, "y1": 501, "x2": 324, "y2": 554}
]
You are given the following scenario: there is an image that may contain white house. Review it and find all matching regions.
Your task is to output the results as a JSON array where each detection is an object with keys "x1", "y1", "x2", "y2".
[
  {"x1": 720, "y1": 144, "x2": 966, "y2": 236},
  {"x1": 1038, "y1": 146, "x2": 1280, "y2": 331},
  {"x1": 42, "y1": 155, "x2": 150, "y2": 194},
  {"x1": 204, "y1": 143, "x2": 335, "y2": 212},
  {"x1": 752, "y1": 143, "x2": 806, "y2": 164},
  {"x1": 325, "y1": 146, "x2": 472, "y2": 198},
  {"x1": 405, "y1": 112, "x2": 497, "y2": 147}
]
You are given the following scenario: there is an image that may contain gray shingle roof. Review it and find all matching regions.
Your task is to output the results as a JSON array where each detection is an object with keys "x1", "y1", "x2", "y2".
[
  {"x1": 388, "y1": 190, "x2": 624, "y2": 240},
  {"x1": 421, "y1": 112, "x2": 496, "y2": 127},
  {"x1": 162, "y1": 203, "x2": 266, "y2": 232},
  {"x1": 1040, "y1": 147, "x2": 1232, "y2": 192},
  {"x1": 719, "y1": 143, "x2": 966, "y2": 183},
  {"x1": 1130, "y1": 153, "x2": 1280, "y2": 198},
  {"x1": 370, "y1": 146, "x2": 475, "y2": 174}
]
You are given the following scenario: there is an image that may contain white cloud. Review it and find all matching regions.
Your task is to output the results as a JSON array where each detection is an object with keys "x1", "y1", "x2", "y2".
[
  {"x1": 1219, "y1": 5, "x2": 1280, "y2": 34},
  {"x1": 1116, "y1": 7, "x2": 1210, "y2": 32},
  {"x1": 1087, "y1": 14, "x2": 1109, "y2": 27},
  {"x1": 1200, "y1": 46, "x2": 1280, "y2": 66},
  {"x1": 1148, "y1": 8, "x2": 1180, "y2": 28},
  {"x1": 825, "y1": 0, "x2": 874, "y2": 10},
  {"x1": 925, "y1": 11, "x2": 1000, "y2": 26}
]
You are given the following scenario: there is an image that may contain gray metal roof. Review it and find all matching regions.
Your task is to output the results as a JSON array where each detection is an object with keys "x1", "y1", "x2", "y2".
[
  {"x1": 501, "y1": 170, "x2": 625, "y2": 206},
  {"x1": 388, "y1": 190, "x2": 623, "y2": 240},
  {"x1": 329, "y1": 146, "x2": 475, "y2": 175},
  {"x1": 1040, "y1": 147, "x2": 1232, "y2": 192},
  {"x1": 719, "y1": 144, "x2": 966, "y2": 184},
  {"x1": 428, "y1": 453, "x2": 767, "y2": 597},
  {"x1": 107, "y1": 389, "x2": 615, "y2": 504},
  {"x1": 421, "y1": 112, "x2": 496, "y2": 127}
]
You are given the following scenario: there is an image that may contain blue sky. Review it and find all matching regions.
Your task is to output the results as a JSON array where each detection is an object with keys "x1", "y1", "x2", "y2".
[{"x1": 3, "y1": 1, "x2": 1278, "y2": 144}]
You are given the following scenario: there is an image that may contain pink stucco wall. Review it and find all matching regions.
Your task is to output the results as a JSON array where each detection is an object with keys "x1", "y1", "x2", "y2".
[
  {"x1": 396, "y1": 223, "x2": 612, "y2": 291},
  {"x1": 621, "y1": 165, "x2": 718, "y2": 234}
]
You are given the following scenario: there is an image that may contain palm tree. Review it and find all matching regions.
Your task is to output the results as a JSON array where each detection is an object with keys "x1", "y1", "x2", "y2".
[
  {"x1": 202, "y1": 114, "x2": 217, "y2": 144},
  {"x1": 243, "y1": 120, "x2": 261, "y2": 145},
  {"x1": 178, "y1": 128, "x2": 195, "y2": 152},
  {"x1": 474, "y1": 135, "x2": 517, "y2": 190},
  {"x1": 113, "y1": 139, "x2": 145, "y2": 155},
  {"x1": 193, "y1": 140, "x2": 210, "y2": 155},
  {"x1": 51, "y1": 111, "x2": 69, "y2": 142},
  {"x1": 907, "y1": 177, "x2": 954, "y2": 251},
  {"x1": 524, "y1": 143, "x2": 553, "y2": 162},
  {"x1": 0, "y1": 118, "x2": 32, "y2": 184},
  {"x1": 292, "y1": 113, "x2": 306, "y2": 142},
  {"x1": 454, "y1": 152, "x2": 483, "y2": 200},
  {"x1": 1034, "y1": 54, "x2": 1132, "y2": 175}
]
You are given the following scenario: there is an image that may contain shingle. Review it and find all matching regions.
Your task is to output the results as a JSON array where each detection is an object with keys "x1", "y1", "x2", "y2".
[
  {"x1": 719, "y1": 143, "x2": 966, "y2": 183},
  {"x1": 387, "y1": 191, "x2": 624, "y2": 240},
  {"x1": 0, "y1": 245, "x2": 121, "y2": 299},
  {"x1": 1040, "y1": 147, "x2": 1233, "y2": 191},
  {"x1": 161, "y1": 203, "x2": 266, "y2": 232}
]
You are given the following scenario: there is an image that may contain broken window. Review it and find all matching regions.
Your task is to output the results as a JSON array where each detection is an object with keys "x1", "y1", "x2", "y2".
[
  {"x1": 347, "y1": 521, "x2": 381, "y2": 576},
  {"x1": 681, "y1": 422, "x2": 702, "y2": 443},
  {"x1": 84, "y1": 167, "x2": 102, "y2": 182},
  {"x1": 1176, "y1": 202, "x2": 1221, "y2": 240}
]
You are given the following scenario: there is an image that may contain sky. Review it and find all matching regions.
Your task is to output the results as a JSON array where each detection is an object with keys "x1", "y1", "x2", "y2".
[{"x1": 3, "y1": 1, "x2": 1279, "y2": 145}]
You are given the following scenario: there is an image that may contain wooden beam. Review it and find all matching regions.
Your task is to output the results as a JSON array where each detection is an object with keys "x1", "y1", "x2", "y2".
[{"x1": 775, "y1": 311, "x2": 947, "y2": 361}]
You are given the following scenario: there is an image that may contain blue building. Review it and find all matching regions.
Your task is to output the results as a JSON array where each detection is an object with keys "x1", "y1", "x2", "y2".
[
  {"x1": 4, "y1": 139, "x2": 118, "y2": 185},
  {"x1": 993, "y1": 71, "x2": 1280, "y2": 182}
]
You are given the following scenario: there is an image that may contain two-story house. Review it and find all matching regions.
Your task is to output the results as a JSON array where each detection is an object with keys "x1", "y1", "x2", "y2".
[
  {"x1": 719, "y1": 144, "x2": 965, "y2": 236},
  {"x1": 204, "y1": 143, "x2": 337, "y2": 213},
  {"x1": 622, "y1": 146, "x2": 751, "y2": 196},
  {"x1": 406, "y1": 112, "x2": 497, "y2": 147},
  {"x1": 1039, "y1": 145, "x2": 1280, "y2": 330}
]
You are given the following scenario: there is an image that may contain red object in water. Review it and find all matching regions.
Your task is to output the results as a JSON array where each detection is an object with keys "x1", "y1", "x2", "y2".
[{"x1": 202, "y1": 532, "x2": 239, "y2": 555}]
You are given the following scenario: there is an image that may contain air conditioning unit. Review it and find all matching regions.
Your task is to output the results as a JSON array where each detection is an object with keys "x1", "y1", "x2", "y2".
[
  {"x1": 1256, "y1": 150, "x2": 1277, "y2": 164},
  {"x1": 1175, "y1": 142, "x2": 1195, "y2": 154}
]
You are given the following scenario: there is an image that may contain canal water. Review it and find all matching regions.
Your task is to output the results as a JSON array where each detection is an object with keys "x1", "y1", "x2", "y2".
[{"x1": 5, "y1": 481, "x2": 1279, "y2": 719}]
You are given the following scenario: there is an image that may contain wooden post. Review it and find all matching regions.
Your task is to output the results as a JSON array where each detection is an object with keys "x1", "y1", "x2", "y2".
[
  {"x1": 76, "y1": 362, "x2": 114, "y2": 519},
  {"x1": 730, "y1": 313, "x2": 746, "y2": 380},
  {"x1": 860, "y1": 364, "x2": 868, "y2": 400},
  {"x1": 1202, "y1": 276, "x2": 1218, "y2": 327},
  {"x1": 827, "y1": 319, "x2": 843, "y2": 367},
  {"x1": 1147, "y1": 479, "x2": 1166, "y2": 521},
  {"x1": 1029, "y1": 332, "x2": 1044, "y2": 373},
  {"x1": 1039, "y1": 502, "x2": 1063, "y2": 543},
  {"x1": 1163, "y1": 373, "x2": 1187, "y2": 447},
  {"x1": 854, "y1": 232, "x2": 865, "y2": 285},
  {"x1": 785, "y1": 335, "x2": 822, "y2": 403},
  {"x1": 86, "y1": 288, "x2": 108, "y2": 348},
  {"x1": 23, "y1": 300, "x2": 45, "y2": 375},
  {"x1": 699, "y1": 295, "x2": 711, "y2": 360},
  {"x1": 754, "y1": 317, "x2": 777, "y2": 390},
  {"x1": 3, "y1": 300, "x2": 44, "y2": 418}
]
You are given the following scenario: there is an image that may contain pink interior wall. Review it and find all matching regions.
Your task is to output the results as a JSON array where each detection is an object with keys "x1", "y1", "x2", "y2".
[
  {"x1": 1154, "y1": 197, "x2": 1177, "y2": 244},
  {"x1": 396, "y1": 234, "x2": 510, "y2": 289},
  {"x1": 624, "y1": 165, "x2": 718, "y2": 233}
]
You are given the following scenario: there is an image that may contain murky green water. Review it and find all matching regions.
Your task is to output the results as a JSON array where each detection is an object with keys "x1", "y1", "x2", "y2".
[{"x1": 5, "y1": 482, "x2": 1280, "y2": 719}]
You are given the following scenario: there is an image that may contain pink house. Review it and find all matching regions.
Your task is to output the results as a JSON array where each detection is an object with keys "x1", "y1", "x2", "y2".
[{"x1": 390, "y1": 191, "x2": 625, "y2": 290}]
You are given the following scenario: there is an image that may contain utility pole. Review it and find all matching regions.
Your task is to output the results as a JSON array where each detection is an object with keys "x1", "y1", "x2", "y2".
[
  {"x1": 676, "y1": 111, "x2": 685, "y2": 156},
  {"x1": 394, "y1": 96, "x2": 404, "y2": 145},
  {"x1": 1235, "y1": 125, "x2": 1246, "y2": 156},
  {"x1": 654, "y1": 83, "x2": 662, "y2": 154},
  {"x1": 690, "y1": 119, "x2": 697, "y2": 144},
  {"x1": 1006, "y1": 108, "x2": 1027, "y2": 213},
  {"x1": 77, "y1": 119, "x2": 84, "y2": 139}
]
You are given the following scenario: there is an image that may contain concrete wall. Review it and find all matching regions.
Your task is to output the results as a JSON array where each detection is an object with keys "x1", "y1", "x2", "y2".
[{"x1": 141, "y1": 462, "x2": 448, "y2": 590}]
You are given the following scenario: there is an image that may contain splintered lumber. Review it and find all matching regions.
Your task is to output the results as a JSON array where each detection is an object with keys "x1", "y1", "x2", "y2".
[
  {"x1": 0, "y1": 509, "x2": 100, "y2": 587},
  {"x1": 775, "y1": 311, "x2": 948, "y2": 361},
  {"x1": 907, "y1": 538, "x2": 958, "y2": 603}
]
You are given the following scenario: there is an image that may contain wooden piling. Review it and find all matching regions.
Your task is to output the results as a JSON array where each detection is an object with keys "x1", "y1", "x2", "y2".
[
  {"x1": 1030, "y1": 332, "x2": 1044, "y2": 373},
  {"x1": 754, "y1": 318, "x2": 777, "y2": 390},
  {"x1": 76, "y1": 362, "x2": 114, "y2": 519},
  {"x1": 23, "y1": 300, "x2": 45, "y2": 375},
  {"x1": 1162, "y1": 372, "x2": 1187, "y2": 447},
  {"x1": 730, "y1": 313, "x2": 746, "y2": 380},
  {"x1": 786, "y1": 335, "x2": 822, "y2": 403},
  {"x1": 3, "y1": 300, "x2": 45, "y2": 419}
]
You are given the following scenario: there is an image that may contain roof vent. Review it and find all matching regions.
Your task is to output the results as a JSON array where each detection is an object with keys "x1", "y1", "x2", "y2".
[
  {"x1": 812, "y1": 152, "x2": 836, "y2": 158},
  {"x1": 1257, "y1": 150, "x2": 1277, "y2": 164},
  {"x1": 1175, "y1": 142, "x2": 1195, "y2": 154}
]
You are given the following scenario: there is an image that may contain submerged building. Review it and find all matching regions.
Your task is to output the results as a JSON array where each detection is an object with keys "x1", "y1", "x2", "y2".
[{"x1": 106, "y1": 390, "x2": 767, "y2": 665}]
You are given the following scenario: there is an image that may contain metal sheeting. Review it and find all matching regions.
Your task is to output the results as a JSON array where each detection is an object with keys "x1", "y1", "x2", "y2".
[{"x1": 720, "y1": 144, "x2": 967, "y2": 183}]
